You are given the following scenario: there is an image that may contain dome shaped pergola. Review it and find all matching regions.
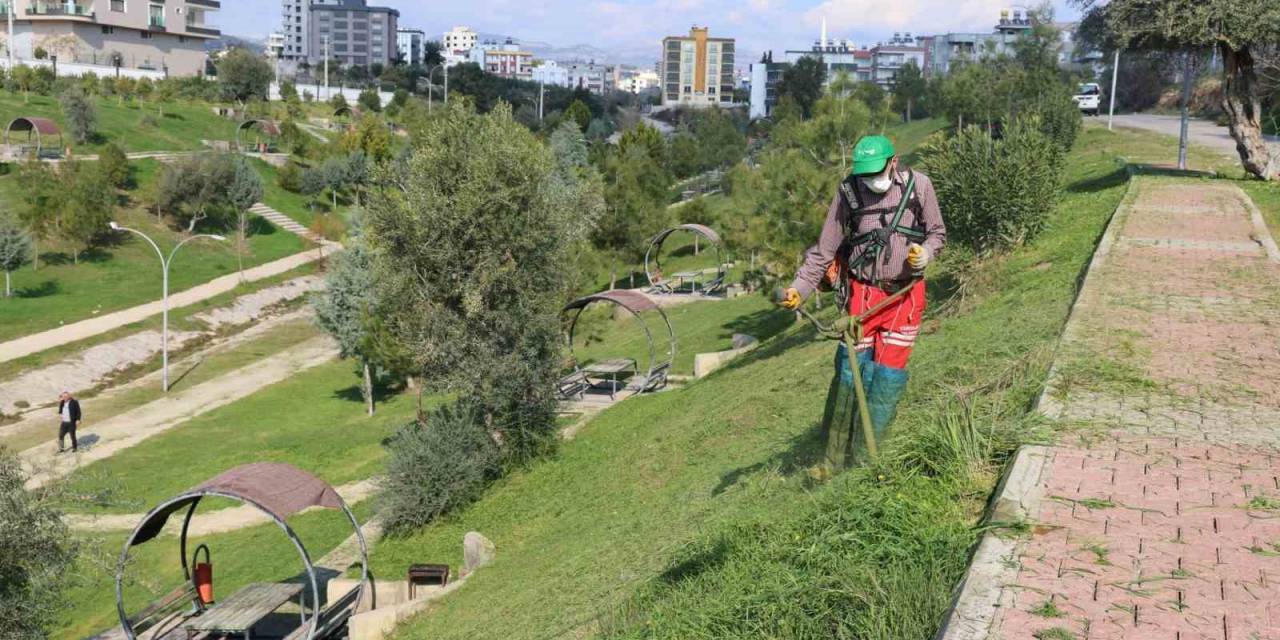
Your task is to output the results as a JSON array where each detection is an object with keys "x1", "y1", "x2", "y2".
[
  {"x1": 3, "y1": 116, "x2": 63, "y2": 158},
  {"x1": 115, "y1": 462, "x2": 367, "y2": 640},
  {"x1": 558, "y1": 290, "x2": 675, "y2": 399},
  {"x1": 644, "y1": 224, "x2": 728, "y2": 295},
  {"x1": 235, "y1": 118, "x2": 282, "y2": 152}
]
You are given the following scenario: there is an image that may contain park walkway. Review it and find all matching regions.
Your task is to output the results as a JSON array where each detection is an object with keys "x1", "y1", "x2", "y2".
[
  {"x1": 0, "y1": 248, "x2": 328, "y2": 364},
  {"x1": 940, "y1": 175, "x2": 1280, "y2": 639},
  {"x1": 19, "y1": 335, "x2": 337, "y2": 489}
]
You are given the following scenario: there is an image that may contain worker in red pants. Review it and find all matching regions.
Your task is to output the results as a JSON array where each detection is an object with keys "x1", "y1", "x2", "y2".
[{"x1": 779, "y1": 135, "x2": 946, "y2": 457}]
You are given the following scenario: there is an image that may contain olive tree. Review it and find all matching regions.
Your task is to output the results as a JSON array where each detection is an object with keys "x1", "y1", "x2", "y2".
[
  {"x1": 1077, "y1": 0, "x2": 1280, "y2": 179},
  {"x1": 226, "y1": 155, "x2": 264, "y2": 278},
  {"x1": 366, "y1": 102, "x2": 593, "y2": 462},
  {"x1": 0, "y1": 448, "x2": 79, "y2": 638},
  {"x1": 312, "y1": 219, "x2": 380, "y2": 416}
]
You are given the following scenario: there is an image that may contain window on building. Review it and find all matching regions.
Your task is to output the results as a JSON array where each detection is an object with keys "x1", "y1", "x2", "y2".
[
  {"x1": 141, "y1": 30, "x2": 153, "y2": 39},
  {"x1": 110, "y1": 0, "x2": 124, "y2": 11},
  {"x1": 102, "y1": 25, "x2": 115, "y2": 34}
]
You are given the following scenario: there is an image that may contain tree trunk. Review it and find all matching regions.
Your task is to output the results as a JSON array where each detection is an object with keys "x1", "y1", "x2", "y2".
[
  {"x1": 1219, "y1": 44, "x2": 1277, "y2": 181},
  {"x1": 238, "y1": 213, "x2": 247, "y2": 282},
  {"x1": 1178, "y1": 51, "x2": 1193, "y2": 171},
  {"x1": 32, "y1": 238, "x2": 38, "y2": 270},
  {"x1": 362, "y1": 361, "x2": 374, "y2": 416},
  {"x1": 4, "y1": 270, "x2": 10, "y2": 297}
]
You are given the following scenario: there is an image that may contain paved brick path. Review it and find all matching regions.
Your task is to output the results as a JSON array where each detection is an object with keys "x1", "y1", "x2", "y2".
[{"x1": 941, "y1": 176, "x2": 1280, "y2": 640}]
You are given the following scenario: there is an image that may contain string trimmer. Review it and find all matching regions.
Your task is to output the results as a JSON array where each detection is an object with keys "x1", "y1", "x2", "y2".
[{"x1": 773, "y1": 279, "x2": 920, "y2": 469}]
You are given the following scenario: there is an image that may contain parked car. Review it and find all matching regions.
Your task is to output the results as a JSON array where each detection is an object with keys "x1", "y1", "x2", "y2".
[{"x1": 1073, "y1": 83, "x2": 1102, "y2": 116}]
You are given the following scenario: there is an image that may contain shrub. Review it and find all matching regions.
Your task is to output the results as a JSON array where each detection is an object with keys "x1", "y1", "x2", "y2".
[
  {"x1": 59, "y1": 87, "x2": 96, "y2": 144},
  {"x1": 358, "y1": 87, "x2": 381, "y2": 113},
  {"x1": 277, "y1": 161, "x2": 302, "y2": 192},
  {"x1": 379, "y1": 400, "x2": 499, "y2": 533},
  {"x1": 0, "y1": 448, "x2": 80, "y2": 636},
  {"x1": 98, "y1": 142, "x2": 130, "y2": 188},
  {"x1": 1022, "y1": 92, "x2": 1082, "y2": 153},
  {"x1": 919, "y1": 117, "x2": 1063, "y2": 254}
]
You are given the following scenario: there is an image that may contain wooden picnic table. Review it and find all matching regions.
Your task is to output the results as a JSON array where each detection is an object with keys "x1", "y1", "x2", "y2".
[
  {"x1": 183, "y1": 582, "x2": 303, "y2": 639},
  {"x1": 582, "y1": 358, "x2": 638, "y2": 399},
  {"x1": 671, "y1": 270, "x2": 704, "y2": 293}
]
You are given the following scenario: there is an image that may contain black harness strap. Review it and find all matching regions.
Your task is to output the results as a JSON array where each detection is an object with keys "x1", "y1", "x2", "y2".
[{"x1": 839, "y1": 170, "x2": 921, "y2": 282}]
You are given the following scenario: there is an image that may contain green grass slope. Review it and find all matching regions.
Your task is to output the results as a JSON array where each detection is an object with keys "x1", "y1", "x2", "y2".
[
  {"x1": 0, "y1": 159, "x2": 308, "y2": 342},
  {"x1": 0, "y1": 92, "x2": 240, "y2": 153},
  {"x1": 368, "y1": 124, "x2": 1134, "y2": 639}
]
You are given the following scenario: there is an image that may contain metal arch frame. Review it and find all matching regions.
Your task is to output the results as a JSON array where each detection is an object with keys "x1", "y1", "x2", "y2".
[
  {"x1": 2, "y1": 117, "x2": 61, "y2": 157},
  {"x1": 563, "y1": 295, "x2": 676, "y2": 392},
  {"x1": 643, "y1": 226, "x2": 728, "y2": 295},
  {"x1": 114, "y1": 489, "x2": 368, "y2": 640},
  {"x1": 234, "y1": 119, "x2": 279, "y2": 151}
]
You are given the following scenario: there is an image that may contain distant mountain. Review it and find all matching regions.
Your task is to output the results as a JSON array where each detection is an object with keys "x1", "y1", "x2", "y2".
[
  {"x1": 209, "y1": 34, "x2": 266, "y2": 54},
  {"x1": 476, "y1": 32, "x2": 656, "y2": 68}
]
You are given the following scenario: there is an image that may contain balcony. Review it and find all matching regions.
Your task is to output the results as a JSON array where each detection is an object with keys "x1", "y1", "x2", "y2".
[
  {"x1": 185, "y1": 24, "x2": 220, "y2": 37},
  {"x1": 148, "y1": 16, "x2": 166, "y2": 30},
  {"x1": 26, "y1": 3, "x2": 94, "y2": 18},
  {"x1": 186, "y1": 0, "x2": 220, "y2": 8}
]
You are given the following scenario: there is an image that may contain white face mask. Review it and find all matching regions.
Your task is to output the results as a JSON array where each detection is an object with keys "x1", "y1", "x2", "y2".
[{"x1": 861, "y1": 171, "x2": 893, "y2": 194}]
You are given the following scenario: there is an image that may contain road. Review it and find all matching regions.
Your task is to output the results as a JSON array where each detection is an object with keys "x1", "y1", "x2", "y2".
[{"x1": 1107, "y1": 113, "x2": 1280, "y2": 157}]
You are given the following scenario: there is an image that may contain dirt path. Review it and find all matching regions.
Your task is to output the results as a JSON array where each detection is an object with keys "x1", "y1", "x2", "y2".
[
  {"x1": 940, "y1": 175, "x2": 1280, "y2": 639},
  {"x1": 65, "y1": 477, "x2": 376, "y2": 535},
  {"x1": 20, "y1": 336, "x2": 338, "y2": 489},
  {"x1": 0, "y1": 250, "x2": 330, "y2": 365}
]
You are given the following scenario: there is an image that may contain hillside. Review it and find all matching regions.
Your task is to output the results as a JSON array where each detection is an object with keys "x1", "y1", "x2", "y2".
[{"x1": 365, "y1": 124, "x2": 1137, "y2": 639}]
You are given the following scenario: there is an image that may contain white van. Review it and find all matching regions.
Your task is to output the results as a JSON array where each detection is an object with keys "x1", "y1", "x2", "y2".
[{"x1": 1073, "y1": 83, "x2": 1102, "y2": 116}]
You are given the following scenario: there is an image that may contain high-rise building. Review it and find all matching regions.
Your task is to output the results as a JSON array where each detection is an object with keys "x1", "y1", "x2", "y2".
[
  {"x1": 306, "y1": 0, "x2": 399, "y2": 68},
  {"x1": 397, "y1": 28, "x2": 425, "y2": 65},
  {"x1": 0, "y1": 0, "x2": 219, "y2": 75},
  {"x1": 281, "y1": 0, "x2": 398, "y2": 68},
  {"x1": 660, "y1": 26, "x2": 735, "y2": 107}
]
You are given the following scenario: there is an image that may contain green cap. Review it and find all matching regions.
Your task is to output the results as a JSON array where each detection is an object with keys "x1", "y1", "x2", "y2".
[{"x1": 850, "y1": 135, "x2": 896, "y2": 176}]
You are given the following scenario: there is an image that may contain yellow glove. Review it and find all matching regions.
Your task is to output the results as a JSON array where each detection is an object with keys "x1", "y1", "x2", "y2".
[
  {"x1": 779, "y1": 287, "x2": 802, "y2": 310},
  {"x1": 907, "y1": 243, "x2": 930, "y2": 270}
]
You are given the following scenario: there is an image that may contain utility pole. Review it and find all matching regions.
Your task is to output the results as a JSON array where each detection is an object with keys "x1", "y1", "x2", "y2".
[
  {"x1": 1108, "y1": 49, "x2": 1120, "y2": 131},
  {"x1": 538, "y1": 81, "x2": 544, "y2": 121},
  {"x1": 6, "y1": 0, "x2": 13, "y2": 67},
  {"x1": 1178, "y1": 50, "x2": 1193, "y2": 170},
  {"x1": 443, "y1": 63, "x2": 448, "y2": 104},
  {"x1": 323, "y1": 35, "x2": 330, "y2": 100}
]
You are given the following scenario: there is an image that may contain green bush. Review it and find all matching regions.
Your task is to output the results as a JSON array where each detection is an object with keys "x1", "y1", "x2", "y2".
[
  {"x1": 98, "y1": 142, "x2": 130, "y2": 188},
  {"x1": 920, "y1": 117, "x2": 1063, "y2": 254},
  {"x1": 379, "y1": 400, "x2": 499, "y2": 534},
  {"x1": 0, "y1": 448, "x2": 79, "y2": 637},
  {"x1": 1023, "y1": 92, "x2": 1082, "y2": 153},
  {"x1": 277, "y1": 161, "x2": 302, "y2": 192}
]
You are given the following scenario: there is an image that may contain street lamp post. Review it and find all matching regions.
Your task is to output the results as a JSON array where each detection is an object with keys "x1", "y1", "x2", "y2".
[
  {"x1": 109, "y1": 222, "x2": 225, "y2": 392},
  {"x1": 1108, "y1": 49, "x2": 1120, "y2": 131},
  {"x1": 427, "y1": 64, "x2": 448, "y2": 111}
]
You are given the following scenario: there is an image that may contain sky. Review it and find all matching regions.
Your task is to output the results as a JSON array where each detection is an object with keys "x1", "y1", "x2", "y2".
[{"x1": 223, "y1": 0, "x2": 1080, "y2": 66}]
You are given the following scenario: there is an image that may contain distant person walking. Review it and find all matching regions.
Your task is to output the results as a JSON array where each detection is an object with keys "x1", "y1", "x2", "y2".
[{"x1": 57, "y1": 391, "x2": 81, "y2": 453}]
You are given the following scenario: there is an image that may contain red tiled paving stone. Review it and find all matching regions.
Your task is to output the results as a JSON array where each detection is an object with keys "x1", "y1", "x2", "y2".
[{"x1": 981, "y1": 179, "x2": 1280, "y2": 640}]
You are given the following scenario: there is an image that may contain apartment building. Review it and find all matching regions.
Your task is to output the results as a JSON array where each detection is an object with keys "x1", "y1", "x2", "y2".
[
  {"x1": 307, "y1": 0, "x2": 398, "y2": 68},
  {"x1": 2, "y1": 0, "x2": 219, "y2": 75},
  {"x1": 660, "y1": 26, "x2": 735, "y2": 107},
  {"x1": 442, "y1": 25, "x2": 476, "y2": 52},
  {"x1": 467, "y1": 39, "x2": 531, "y2": 80},
  {"x1": 280, "y1": 0, "x2": 397, "y2": 68},
  {"x1": 396, "y1": 27, "x2": 423, "y2": 65},
  {"x1": 566, "y1": 61, "x2": 613, "y2": 95},
  {"x1": 531, "y1": 60, "x2": 569, "y2": 87}
]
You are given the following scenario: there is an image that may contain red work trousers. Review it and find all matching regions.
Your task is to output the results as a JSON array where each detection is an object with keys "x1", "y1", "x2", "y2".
[{"x1": 847, "y1": 280, "x2": 926, "y2": 368}]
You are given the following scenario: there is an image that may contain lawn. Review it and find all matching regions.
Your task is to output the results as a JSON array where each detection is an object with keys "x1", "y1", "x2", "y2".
[
  {"x1": 364, "y1": 124, "x2": 1135, "y2": 639},
  {"x1": 56, "y1": 500, "x2": 374, "y2": 639},
  {"x1": 0, "y1": 158, "x2": 309, "y2": 342},
  {"x1": 0, "y1": 92, "x2": 242, "y2": 154},
  {"x1": 60, "y1": 358, "x2": 430, "y2": 514}
]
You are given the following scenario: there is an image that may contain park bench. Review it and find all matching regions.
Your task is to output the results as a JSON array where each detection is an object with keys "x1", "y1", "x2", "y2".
[
  {"x1": 280, "y1": 585, "x2": 362, "y2": 640},
  {"x1": 557, "y1": 369, "x2": 591, "y2": 399},
  {"x1": 126, "y1": 582, "x2": 201, "y2": 636}
]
